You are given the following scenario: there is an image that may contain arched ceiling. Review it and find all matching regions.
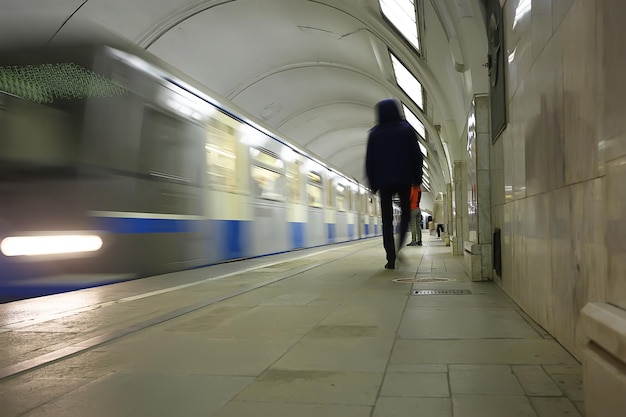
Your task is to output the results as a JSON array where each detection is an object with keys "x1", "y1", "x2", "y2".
[{"x1": 0, "y1": 0, "x2": 489, "y2": 193}]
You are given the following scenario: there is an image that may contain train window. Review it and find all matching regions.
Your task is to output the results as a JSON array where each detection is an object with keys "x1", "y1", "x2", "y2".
[
  {"x1": 286, "y1": 160, "x2": 302, "y2": 203},
  {"x1": 326, "y1": 177, "x2": 335, "y2": 209},
  {"x1": 306, "y1": 171, "x2": 323, "y2": 208},
  {"x1": 141, "y1": 108, "x2": 204, "y2": 184},
  {"x1": 205, "y1": 112, "x2": 239, "y2": 191},
  {"x1": 306, "y1": 184, "x2": 323, "y2": 208},
  {"x1": 250, "y1": 147, "x2": 285, "y2": 200},
  {"x1": 349, "y1": 189, "x2": 356, "y2": 211},
  {"x1": 336, "y1": 184, "x2": 345, "y2": 211},
  {"x1": 251, "y1": 165, "x2": 284, "y2": 199},
  {"x1": 0, "y1": 93, "x2": 80, "y2": 174}
]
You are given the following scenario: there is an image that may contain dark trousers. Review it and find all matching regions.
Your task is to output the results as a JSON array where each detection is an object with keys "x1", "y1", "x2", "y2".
[
  {"x1": 437, "y1": 224, "x2": 444, "y2": 237},
  {"x1": 379, "y1": 186, "x2": 411, "y2": 264}
]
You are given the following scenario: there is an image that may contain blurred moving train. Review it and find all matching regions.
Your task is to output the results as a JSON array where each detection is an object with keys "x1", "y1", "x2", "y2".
[{"x1": 0, "y1": 42, "x2": 382, "y2": 300}]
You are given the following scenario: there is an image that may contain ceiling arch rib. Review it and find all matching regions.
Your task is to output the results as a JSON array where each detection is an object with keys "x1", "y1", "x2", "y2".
[
  {"x1": 224, "y1": 66, "x2": 388, "y2": 128},
  {"x1": 341, "y1": 158, "x2": 370, "y2": 184},
  {"x1": 225, "y1": 61, "x2": 395, "y2": 102},
  {"x1": 277, "y1": 100, "x2": 374, "y2": 146},
  {"x1": 307, "y1": 130, "x2": 369, "y2": 160},
  {"x1": 304, "y1": 124, "x2": 372, "y2": 147},
  {"x1": 138, "y1": 0, "x2": 237, "y2": 49},
  {"x1": 327, "y1": 144, "x2": 367, "y2": 166}
]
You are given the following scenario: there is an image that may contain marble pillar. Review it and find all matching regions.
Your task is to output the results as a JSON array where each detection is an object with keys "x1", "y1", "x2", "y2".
[
  {"x1": 452, "y1": 161, "x2": 466, "y2": 256},
  {"x1": 464, "y1": 96, "x2": 492, "y2": 281}
]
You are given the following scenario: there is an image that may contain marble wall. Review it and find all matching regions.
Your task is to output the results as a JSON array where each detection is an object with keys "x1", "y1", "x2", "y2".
[
  {"x1": 491, "y1": 1, "x2": 626, "y2": 413},
  {"x1": 492, "y1": 0, "x2": 625, "y2": 360}
]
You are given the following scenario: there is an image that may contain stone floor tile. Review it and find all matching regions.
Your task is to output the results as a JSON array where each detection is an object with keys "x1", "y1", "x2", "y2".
[
  {"x1": 386, "y1": 364, "x2": 448, "y2": 373},
  {"x1": 551, "y1": 373, "x2": 584, "y2": 402},
  {"x1": 512, "y1": 365, "x2": 563, "y2": 396},
  {"x1": 405, "y1": 292, "x2": 517, "y2": 309},
  {"x1": 543, "y1": 364, "x2": 583, "y2": 374},
  {"x1": 530, "y1": 397, "x2": 583, "y2": 417},
  {"x1": 213, "y1": 401, "x2": 372, "y2": 417},
  {"x1": 373, "y1": 396, "x2": 452, "y2": 417},
  {"x1": 390, "y1": 339, "x2": 580, "y2": 365},
  {"x1": 0, "y1": 376, "x2": 93, "y2": 417},
  {"x1": 270, "y1": 336, "x2": 394, "y2": 372},
  {"x1": 574, "y1": 401, "x2": 586, "y2": 415},
  {"x1": 20, "y1": 373, "x2": 254, "y2": 417},
  {"x1": 380, "y1": 371, "x2": 449, "y2": 397},
  {"x1": 452, "y1": 395, "x2": 538, "y2": 417},
  {"x1": 449, "y1": 365, "x2": 524, "y2": 395},
  {"x1": 99, "y1": 333, "x2": 295, "y2": 376},
  {"x1": 398, "y1": 309, "x2": 541, "y2": 339},
  {"x1": 234, "y1": 369, "x2": 383, "y2": 406}
]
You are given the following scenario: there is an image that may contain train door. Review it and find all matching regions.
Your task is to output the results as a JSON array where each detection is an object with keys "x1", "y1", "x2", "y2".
[{"x1": 305, "y1": 169, "x2": 325, "y2": 246}]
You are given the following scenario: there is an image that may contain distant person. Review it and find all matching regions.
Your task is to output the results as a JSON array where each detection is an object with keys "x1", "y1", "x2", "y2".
[
  {"x1": 407, "y1": 184, "x2": 422, "y2": 246},
  {"x1": 433, "y1": 192, "x2": 445, "y2": 238},
  {"x1": 365, "y1": 99, "x2": 423, "y2": 269}
]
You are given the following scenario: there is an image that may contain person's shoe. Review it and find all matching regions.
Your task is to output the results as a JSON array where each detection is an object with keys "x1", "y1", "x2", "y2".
[
  {"x1": 384, "y1": 262, "x2": 395, "y2": 269},
  {"x1": 417, "y1": 241, "x2": 422, "y2": 246},
  {"x1": 407, "y1": 242, "x2": 417, "y2": 246}
]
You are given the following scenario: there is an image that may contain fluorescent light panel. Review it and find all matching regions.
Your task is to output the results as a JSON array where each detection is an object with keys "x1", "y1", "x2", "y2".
[
  {"x1": 380, "y1": 0, "x2": 420, "y2": 50},
  {"x1": 391, "y1": 54, "x2": 424, "y2": 109}
]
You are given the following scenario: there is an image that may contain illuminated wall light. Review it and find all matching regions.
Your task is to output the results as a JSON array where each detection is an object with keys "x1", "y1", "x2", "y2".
[
  {"x1": 379, "y1": 0, "x2": 420, "y2": 50},
  {"x1": 1, "y1": 235, "x2": 103, "y2": 257},
  {"x1": 403, "y1": 104, "x2": 426, "y2": 139},
  {"x1": 391, "y1": 54, "x2": 424, "y2": 109},
  {"x1": 443, "y1": 142, "x2": 453, "y2": 179},
  {"x1": 418, "y1": 142, "x2": 428, "y2": 157},
  {"x1": 512, "y1": 0, "x2": 531, "y2": 29},
  {"x1": 508, "y1": 47, "x2": 517, "y2": 64}
]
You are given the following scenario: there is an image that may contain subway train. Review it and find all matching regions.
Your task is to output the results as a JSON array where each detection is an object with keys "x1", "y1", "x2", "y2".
[{"x1": 0, "y1": 42, "x2": 381, "y2": 300}]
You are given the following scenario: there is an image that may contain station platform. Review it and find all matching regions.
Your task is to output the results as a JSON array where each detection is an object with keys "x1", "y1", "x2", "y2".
[{"x1": 0, "y1": 234, "x2": 584, "y2": 417}]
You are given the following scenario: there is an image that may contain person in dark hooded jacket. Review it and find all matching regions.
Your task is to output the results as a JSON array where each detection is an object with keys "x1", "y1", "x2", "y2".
[{"x1": 365, "y1": 99, "x2": 423, "y2": 269}]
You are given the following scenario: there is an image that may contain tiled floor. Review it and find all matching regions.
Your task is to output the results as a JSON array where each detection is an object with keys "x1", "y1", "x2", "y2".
[{"x1": 0, "y1": 234, "x2": 584, "y2": 416}]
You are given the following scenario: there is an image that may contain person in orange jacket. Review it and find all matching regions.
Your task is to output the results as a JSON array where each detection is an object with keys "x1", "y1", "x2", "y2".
[{"x1": 407, "y1": 184, "x2": 422, "y2": 246}]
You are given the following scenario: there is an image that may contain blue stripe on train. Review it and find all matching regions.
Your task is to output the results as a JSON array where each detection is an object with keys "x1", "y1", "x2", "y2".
[
  {"x1": 291, "y1": 222, "x2": 305, "y2": 249},
  {"x1": 219, "y1": 220, "x2": 246, "y2": 259},
  {"x1": 326, "y1": 223, "x2": 336, "y2": 243},
  {"x1": 93, "y1": 217, "x2": 203, "y2": 234}
]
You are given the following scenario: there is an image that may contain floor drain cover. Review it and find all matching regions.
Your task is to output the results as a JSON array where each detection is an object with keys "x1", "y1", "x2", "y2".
[
  {"x1": 412, "y1": 289, "x2": 472, "y2": 296},
  {"x1": 393, "y1": 277, "x2": 454, "y2": 283}
]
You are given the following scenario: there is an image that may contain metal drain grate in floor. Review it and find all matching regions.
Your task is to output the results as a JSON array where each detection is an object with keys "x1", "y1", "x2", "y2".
[
  {"x1": 394, "y1": 277, "x2": 454, "y2": 283},
  {"x1": 412, "y1": 289, "x2": 472, "y2": 296}
]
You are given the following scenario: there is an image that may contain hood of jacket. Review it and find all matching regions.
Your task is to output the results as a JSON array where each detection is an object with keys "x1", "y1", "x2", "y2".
[{"x1": 375, "y1": 99, "x2": 402, "y2": 124}]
